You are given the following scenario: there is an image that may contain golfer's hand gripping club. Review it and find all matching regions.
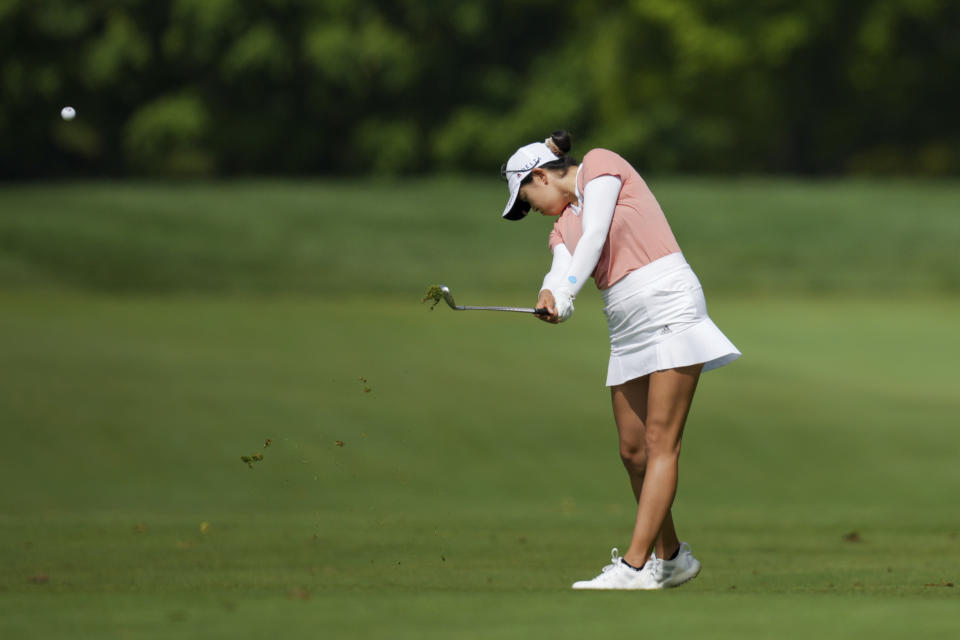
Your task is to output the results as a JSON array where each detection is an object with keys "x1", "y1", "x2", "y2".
[{"x1": 535, "y1": 289, "x2": 569, "y2": 324}]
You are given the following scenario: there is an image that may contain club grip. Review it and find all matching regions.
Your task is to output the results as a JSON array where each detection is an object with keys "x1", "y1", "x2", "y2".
[{"x1": 533, "y1": 307, "x2": 550, "y2": 316}]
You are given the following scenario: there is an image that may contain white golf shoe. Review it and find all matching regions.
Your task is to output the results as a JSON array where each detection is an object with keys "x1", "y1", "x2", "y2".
[
  {"x1": 571, "y1": 548, "x2": 662, "y2": 590},
  {"x1": 655, "y1": 542, "x2": 701, "y2": 588}
]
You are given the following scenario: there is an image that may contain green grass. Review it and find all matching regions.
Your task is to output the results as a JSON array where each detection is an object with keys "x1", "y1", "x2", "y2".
[
  {"x1": 1, "y1": 177, "x2": 959, "y2": 296},
  {"x1": 1, "y1": 179, "x2": 959, "y2": 638}
]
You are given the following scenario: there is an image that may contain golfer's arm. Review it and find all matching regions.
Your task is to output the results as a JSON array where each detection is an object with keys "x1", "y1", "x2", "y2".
[
  {"x1": 541, "y1": 243, "x2": 572, "y2": 294},
  {"x1": 562, "y1": 175, "x2": 621, "y2": 298}
]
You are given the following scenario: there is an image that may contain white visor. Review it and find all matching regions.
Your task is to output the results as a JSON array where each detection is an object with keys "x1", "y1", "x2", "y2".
[{"x1": 501, "y1": 141, "x2": 559, "y2": 220}]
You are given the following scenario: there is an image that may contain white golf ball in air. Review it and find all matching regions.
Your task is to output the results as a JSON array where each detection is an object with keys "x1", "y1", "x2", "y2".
[{"x1": 61, "y1": 106, "x2": 76, "y2": 121}]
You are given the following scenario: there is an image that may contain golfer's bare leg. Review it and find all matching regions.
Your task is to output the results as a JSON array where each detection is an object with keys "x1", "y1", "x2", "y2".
[
  {"x1": 619, "y1": 364, "x2": 702, "y2": 568},
  {"x1": 612, "y1": 377, "x2": 681, "y2": 562}
]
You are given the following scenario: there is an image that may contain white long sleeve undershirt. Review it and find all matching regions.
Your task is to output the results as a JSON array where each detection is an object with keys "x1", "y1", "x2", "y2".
[
  {"x1": 540, "y1": 243, "x2": 572, "y2": 294},
  {"x1": 541, "y1": 175, "x2": 622, "y2": 299}
]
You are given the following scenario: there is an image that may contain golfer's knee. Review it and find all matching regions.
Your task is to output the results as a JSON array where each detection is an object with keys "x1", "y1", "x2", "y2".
[
  {"x1": 619, "y1": 440, "x2": 647, "y2": 475},
  {"x1": 644, "y1": 419, "x2": 681, "y2": 457}
]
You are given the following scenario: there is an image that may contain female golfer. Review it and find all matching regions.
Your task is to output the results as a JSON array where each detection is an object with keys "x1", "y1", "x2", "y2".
[{"x1": 501, "y1": 130, "x2": 740, "y2": 590}]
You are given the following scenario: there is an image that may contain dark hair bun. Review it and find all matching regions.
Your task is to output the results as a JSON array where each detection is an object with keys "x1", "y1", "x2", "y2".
[{"x1": 549, "y1": 130, "x2": 572, "y2": 154}]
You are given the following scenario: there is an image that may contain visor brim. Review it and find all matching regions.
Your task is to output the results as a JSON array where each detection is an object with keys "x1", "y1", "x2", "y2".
[
  {"x1": 501, "y1": 172, "x2": 531, "y2": 221},
  {"x1": 503, "y1": 199, "x2": 530, "y2": 221}
]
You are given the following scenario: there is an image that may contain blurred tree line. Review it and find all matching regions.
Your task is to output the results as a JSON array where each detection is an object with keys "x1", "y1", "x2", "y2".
[{"x1": 1, "y1": 0, "x2": 958, "y2": 178}]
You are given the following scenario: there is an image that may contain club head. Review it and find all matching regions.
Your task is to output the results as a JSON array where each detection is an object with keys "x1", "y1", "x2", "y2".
[{"x1": 439, "y1": 285, "x2": 458, "y2": 310}]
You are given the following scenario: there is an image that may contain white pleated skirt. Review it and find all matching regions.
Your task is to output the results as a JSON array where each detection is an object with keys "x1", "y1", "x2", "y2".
[{"x1": 602, "y1": 253, "x2": 741, "y2": 386}]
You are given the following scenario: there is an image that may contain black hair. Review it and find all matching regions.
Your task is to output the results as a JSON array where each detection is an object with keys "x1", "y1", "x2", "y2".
[{"x1": 520, "y1": 129, "x2": 578, "y2": 187}]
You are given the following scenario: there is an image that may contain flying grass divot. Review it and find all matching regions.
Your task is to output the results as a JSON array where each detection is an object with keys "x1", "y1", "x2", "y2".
[
  {"x1": 240, "y1": 453, "x2": 263, "y2": 468},
  {"x1": 422, "y1": 284, "x2": 444, "y2": 310},
  {"x1": 240, "y1": 438, "x2": 271, "y2": 469}
]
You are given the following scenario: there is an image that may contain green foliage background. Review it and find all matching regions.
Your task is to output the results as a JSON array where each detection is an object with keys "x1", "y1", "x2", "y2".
[{"x1": 2, "y1": 0, "x2": 959, "y2": 178}]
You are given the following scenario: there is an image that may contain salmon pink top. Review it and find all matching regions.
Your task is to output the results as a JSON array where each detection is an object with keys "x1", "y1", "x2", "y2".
[{"x1": 548, "y1": 149, "x2": 680, "y2": 290}]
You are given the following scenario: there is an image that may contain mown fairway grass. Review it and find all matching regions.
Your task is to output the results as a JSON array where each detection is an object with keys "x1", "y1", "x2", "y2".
[{"x1": 1, "y1": 179, "x2": 958, "y2": 638}]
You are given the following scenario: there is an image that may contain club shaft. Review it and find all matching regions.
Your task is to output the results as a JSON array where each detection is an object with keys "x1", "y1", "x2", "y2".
[
  {"x1": 439, "y1": 286, "x2": 547, "y2": 315},
  {"x1": 458, "y1": 305, "x2": 546, "y2": 314}
]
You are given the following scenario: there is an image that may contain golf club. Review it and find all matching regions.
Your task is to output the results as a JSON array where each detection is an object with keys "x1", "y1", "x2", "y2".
[{"x1": 441, "y1": 285, "x2": 550, "y2": 316}]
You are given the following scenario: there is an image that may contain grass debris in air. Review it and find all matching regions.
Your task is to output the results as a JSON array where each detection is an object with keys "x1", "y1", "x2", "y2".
[
  {"x1": 421, "y1": 285, "x2": 444, "y2": 310},
  {"x1": 240, "y1": 452, "x2": 265, "y2": 469},
  {"x1": 240, "y1": 438, "x2": 272, "y2": 468}
]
